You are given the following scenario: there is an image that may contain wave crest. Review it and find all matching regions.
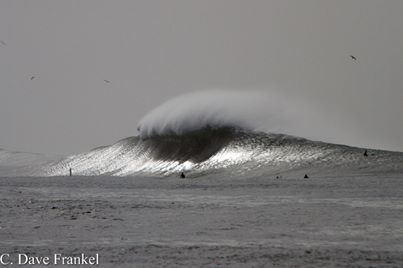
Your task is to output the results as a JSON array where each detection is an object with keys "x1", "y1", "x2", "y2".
[{"x1": 137, "y1": 90, "x2": 275, "y2": 139}]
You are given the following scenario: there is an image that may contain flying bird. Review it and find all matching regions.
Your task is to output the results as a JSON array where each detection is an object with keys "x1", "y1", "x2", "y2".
[
  {"x1": 350, "y1": 55, "x2": 358, "y2": 61},
  {"x1": 0, "y1": 41, "x2": 6, "y2": 47},
  {"x1": 30, "y1": 76, "x2": 35, "y2": 80},
  {"x1": 103, "y1": 79, "x2": 111, "y2": 83}
]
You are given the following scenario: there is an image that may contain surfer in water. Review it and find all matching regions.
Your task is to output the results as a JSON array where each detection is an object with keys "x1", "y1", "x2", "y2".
[
  {"x1": 180, "y1": 172, "x2": 186, "y2": 178},
  {"x1": 363, "y1": 150, "x2": 368, "y2": 157}
]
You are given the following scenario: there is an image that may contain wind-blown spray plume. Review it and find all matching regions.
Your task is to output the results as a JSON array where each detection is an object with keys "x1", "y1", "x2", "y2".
[{"x1": 137, "y1": 90, "x2": 289, "y2": 139}]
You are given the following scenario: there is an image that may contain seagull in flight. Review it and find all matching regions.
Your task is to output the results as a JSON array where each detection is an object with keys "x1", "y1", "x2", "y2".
[
  {"x1": 30, "y1": 76, "x2": 35, "y2": 80},
  {"x1": 103, "y1": 79, "x2": 111, "y2": 84},
  {"x1": 0, "y1": 41, "x2": 6, "y2": 47},
  {"x1": 350, "y1": 55, "x2": 358, "y2": 61}
]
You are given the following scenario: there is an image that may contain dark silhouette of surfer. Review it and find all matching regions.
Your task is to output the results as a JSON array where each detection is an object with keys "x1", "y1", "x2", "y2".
[
  {"x1": 363, "y1": 150, "x2": 368, "y2": 157},
  {"x1": 304, "y1": 174, "x2": 309, "y2": 179},
  {"x1": 69, "y1": 168, "x2": 72, "y2": 177},
  {"x1": 180, "y1": 172, "x2": 186, "y2": 178}
]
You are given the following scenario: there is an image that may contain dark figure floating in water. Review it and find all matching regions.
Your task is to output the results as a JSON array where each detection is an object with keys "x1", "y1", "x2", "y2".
[
  {"x1": 69, "y1": 168, "x2": 72, "y2": 177},
  {"x1": 363, "y1": 150, "x2": 368, "y2": 157},
  {"x1": 304, "y1": 174, "x2": 309, "y2": 179},
  {"x1": 180, "y1": 172, "x2": 186, "y2": 178}
]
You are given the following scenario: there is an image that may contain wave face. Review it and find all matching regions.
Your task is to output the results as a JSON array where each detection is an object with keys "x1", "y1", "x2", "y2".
[{"x1": 42, "y1": 127, "x2": 403, "y2": 177}]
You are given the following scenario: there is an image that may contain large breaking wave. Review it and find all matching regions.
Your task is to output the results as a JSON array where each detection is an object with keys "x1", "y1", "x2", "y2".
[{"x1": 2, "y1": 90, "x2": 403, "y2": 177}]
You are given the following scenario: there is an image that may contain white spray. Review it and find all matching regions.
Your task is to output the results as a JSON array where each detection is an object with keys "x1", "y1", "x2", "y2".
[{"x1": 137, "y1": 89, "x2": 296, "y2": 139}]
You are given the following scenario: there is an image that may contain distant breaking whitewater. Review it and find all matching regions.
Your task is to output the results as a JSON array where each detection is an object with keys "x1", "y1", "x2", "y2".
[{"x1": 1, "y1": 90, "x2": 403, "y2": 177}]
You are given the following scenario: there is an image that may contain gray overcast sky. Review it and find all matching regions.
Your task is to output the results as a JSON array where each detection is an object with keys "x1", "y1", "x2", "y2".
[{"x1": 0, "y1": 0, "x2": 402, "y2": 154}]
